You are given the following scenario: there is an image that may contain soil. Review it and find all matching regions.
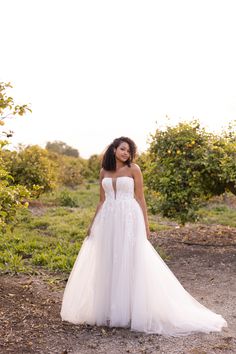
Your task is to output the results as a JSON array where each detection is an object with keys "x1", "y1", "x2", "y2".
[{"x1": 0, "y1": 225, "x2": 236, "y2": 354}]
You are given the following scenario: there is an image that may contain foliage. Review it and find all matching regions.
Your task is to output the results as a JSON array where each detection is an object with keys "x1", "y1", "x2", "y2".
[
  {"x1": 197, "y1": 201, "x2": 236, "y2": 228},
  {"x1": 0, "y1": 81, "x2": 31, "y2": 138},
  {"x1": 0, "y1": 184, "x2": 98, "y2": 273},
  {"x1": 46, "y1": 140, "x2": 79, "y2": 158},
  {"x1": 56, "y1": 155, "x2": 85, "y2": 188},
  {"x1": 0, "y1": 142, "x2": 30, "y2": 233},
  {"x1": 82, "y1": 154, "x2": 101, "y2": 182},
  {"x1": 3, "y1": 145, "x2": 56, "y2": 196},
  {"x1": 41, "y1": 183, "x2": 100, "y2": 208},
  {"x1": 44, "y1": 147, "x2": 87, "y2": 188},
  {"x1": 57, "y1": 189, "x2": 79, "y2": 207},
  {"x1": 220, "y1": 121, "x2": 236, "y2": 195},
  {"x1": 0, "y1": 206, "x2": 91, "y2": 273},
  {"x1": 0, "y1": 82, "x2": 31, "y2": 233},
  {"x1": 146, "y1": 120, "x2": 236, "y2": 224}
]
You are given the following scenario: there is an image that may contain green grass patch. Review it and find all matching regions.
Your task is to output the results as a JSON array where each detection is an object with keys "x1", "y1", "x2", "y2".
[
  {"x1": 40, "y1": 183, "x2": 99, "y2": 208},
  {"x1": 0, "y1": 184, "x2": 99, "y2": 274},
  {"x1": 197, "y1": 202, "x2": 236, "y2": 227},
  {"x1": 0, "y1": 206, "x2": 94, "y2": 274},
  {"x1": 148, "y1": 215, "x2": 173, "y2": 232},
  {"x1": 3, "y1": 184, "x2": 235, "y2": 275}
]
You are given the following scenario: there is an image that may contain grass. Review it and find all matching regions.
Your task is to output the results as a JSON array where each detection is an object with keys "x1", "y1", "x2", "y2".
[
  {"x1": 0, "y1": 206, "x2": 94, "y2": 274},
  {"x1": 40, "y1": 183, "x2": 100, "y2": 208},
  {"x1": 0, "y1": 183, "x2": 100, "y2": 274},
  {"x1": 148, "y1": 214, "x2": 173, "y2": 232},
  {"x1": 1, "y1": 185, "x2": 235, "y2": 274},
  {"x1": 197, "y1": 199, "x2": 236, "y2": 227}
]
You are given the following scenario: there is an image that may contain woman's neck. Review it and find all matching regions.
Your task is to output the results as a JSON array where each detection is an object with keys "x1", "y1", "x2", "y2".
[{"x1": 116, "y1": 161, "x2": 126, "y2": 171}]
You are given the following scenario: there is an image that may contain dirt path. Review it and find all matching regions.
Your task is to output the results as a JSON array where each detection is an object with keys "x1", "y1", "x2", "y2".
[{"x1": 0, "y1": 226, "x2": 235, "y2": 354}]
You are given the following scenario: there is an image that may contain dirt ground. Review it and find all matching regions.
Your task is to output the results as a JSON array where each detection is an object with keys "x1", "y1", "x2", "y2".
[{"x1": 0, "y1": 225, "x2": 236, "y2": 354}]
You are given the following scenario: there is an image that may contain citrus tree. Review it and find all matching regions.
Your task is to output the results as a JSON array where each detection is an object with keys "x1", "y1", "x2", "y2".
[
  {"x1": 0, "y1": 82, "x2": 31, "y2": 232},
  {"x1": 4, "y1": 145, "x2": 57, "y2": 196},
  {"x1": 146, "y1": 120, "x2": 236, "y2": 224},
  {"x1": 56, "y1": 154, "x2": 85, "y2": 188},
  {"x1": 81, "y1": 154, "x2": 101, "y2": 182}
]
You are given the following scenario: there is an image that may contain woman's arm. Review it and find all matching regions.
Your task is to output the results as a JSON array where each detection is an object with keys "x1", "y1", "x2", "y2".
[
  {"x1": 87, "y1": 168, "x2": 105, "y2": 236},
  {"x1": 132, "y1": 164, "x2": 150, "y2": 238}
]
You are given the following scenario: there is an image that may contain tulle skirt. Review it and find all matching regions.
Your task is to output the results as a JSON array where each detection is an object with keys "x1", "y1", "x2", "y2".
[{"x1": 60, "y1": 198, "x2": 227, "y2": 336}]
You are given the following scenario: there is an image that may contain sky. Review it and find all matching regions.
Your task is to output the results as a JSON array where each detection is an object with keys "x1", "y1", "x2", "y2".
[{"x1": 1, "y1": 0, "x2": 236, "y2": 158}]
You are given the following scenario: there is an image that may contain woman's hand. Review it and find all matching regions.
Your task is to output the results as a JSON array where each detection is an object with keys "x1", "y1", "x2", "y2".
[{"x1": 146, "y1": 226, "x2": 150, "y2": 239}]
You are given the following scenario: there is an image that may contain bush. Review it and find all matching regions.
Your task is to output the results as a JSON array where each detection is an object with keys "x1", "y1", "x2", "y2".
[
  {"x1": 57, "y1": 155, "x2": 84, "y2": 188},
  {"x1": 3, "y1": 145, "x2": 57, "y2": 196},
  {"x1": 0, "y1": 82, "x2": 31, "y2": 233},
  {"x1": 146, "y1": 120, "x2": 236, "y2": 224},
  {"x1": 0, "y1": 143, "x2": 30, "y2": 233},
  {"x1": 57, "y1": 189, "x2": 78, "y2": 207}
]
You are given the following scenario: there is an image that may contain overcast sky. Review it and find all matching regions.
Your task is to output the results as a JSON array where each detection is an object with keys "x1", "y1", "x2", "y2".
[{"x1": 1, "y1": 0, "x2": 236, "y2": 158}]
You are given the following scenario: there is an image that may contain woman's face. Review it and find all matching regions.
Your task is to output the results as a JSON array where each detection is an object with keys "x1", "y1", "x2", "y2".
[{"x1": 114, "y1": 142, "x2": 130, "y2": 162}]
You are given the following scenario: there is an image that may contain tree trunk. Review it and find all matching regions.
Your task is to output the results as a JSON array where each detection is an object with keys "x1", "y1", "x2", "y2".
[{"x1": 226, "y1": 182, "x2": 236, "y2": 196}]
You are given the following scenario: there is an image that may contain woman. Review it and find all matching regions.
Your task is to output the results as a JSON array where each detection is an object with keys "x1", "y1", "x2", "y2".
[{"x1": 60, "y1": 136, "x2": 227, "y2": 336}]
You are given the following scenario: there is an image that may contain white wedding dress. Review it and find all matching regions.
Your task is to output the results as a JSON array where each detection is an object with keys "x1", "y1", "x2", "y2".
[{"x1": 60, "y1": 176, "x2": 227, "y2": 336}]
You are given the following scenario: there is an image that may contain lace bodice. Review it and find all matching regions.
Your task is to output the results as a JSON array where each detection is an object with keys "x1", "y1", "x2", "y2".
[{"x1": 102, "y1": 176, "x2": 134, "y2": 200}]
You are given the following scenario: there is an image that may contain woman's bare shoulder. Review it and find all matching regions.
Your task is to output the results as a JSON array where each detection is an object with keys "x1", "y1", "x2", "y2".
[{"x1": 130, "y1": 163, "x2": 141, "y2": 176}]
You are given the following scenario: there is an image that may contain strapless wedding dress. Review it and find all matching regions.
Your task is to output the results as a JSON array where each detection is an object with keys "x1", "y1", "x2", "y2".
[{"x1": 60, "y1": 176, "x2": 227, "y2": 336}]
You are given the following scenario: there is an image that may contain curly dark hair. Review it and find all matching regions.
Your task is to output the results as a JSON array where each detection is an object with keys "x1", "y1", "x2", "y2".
[{"x1": 102, "y1": 136, "x2": 137, "y2": 171}]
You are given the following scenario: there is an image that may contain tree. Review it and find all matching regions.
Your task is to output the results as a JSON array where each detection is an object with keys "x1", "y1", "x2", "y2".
[
  {"x1": 4, "y1": 145, "x2": 57, "y2": 195},
  {"x1": 0, "y1": 144, "x2": 29, "y2": 232},
  {"x1": 0, "y1": 82, "x2": 31, "y2": 138},
  {"x1": 220, "y1": 121, "x2": 236, "y2": 195},
  {"x1": 0, "y1": 82, "x2": 31, "y2": 233},
  {"x1": 146, "y1": 120, "x2": 236, "y2": 224},
  {"x1": 56, "y1": 155, "x2": 84, "y2": 188},
  {"x1": 82, "y1": 154, "x2": 102, "y2": 182},
  {"x1": 46, "y1": 141, "x2": 79, "y2": 158},
  {"x1": 45, "y1": 148, "x2": 86, "y2": 188}
]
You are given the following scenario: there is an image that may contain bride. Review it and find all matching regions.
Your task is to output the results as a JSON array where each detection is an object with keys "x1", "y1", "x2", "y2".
[{"x1": 60, "y1": 136, "x2": 227, "y2": 336}]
